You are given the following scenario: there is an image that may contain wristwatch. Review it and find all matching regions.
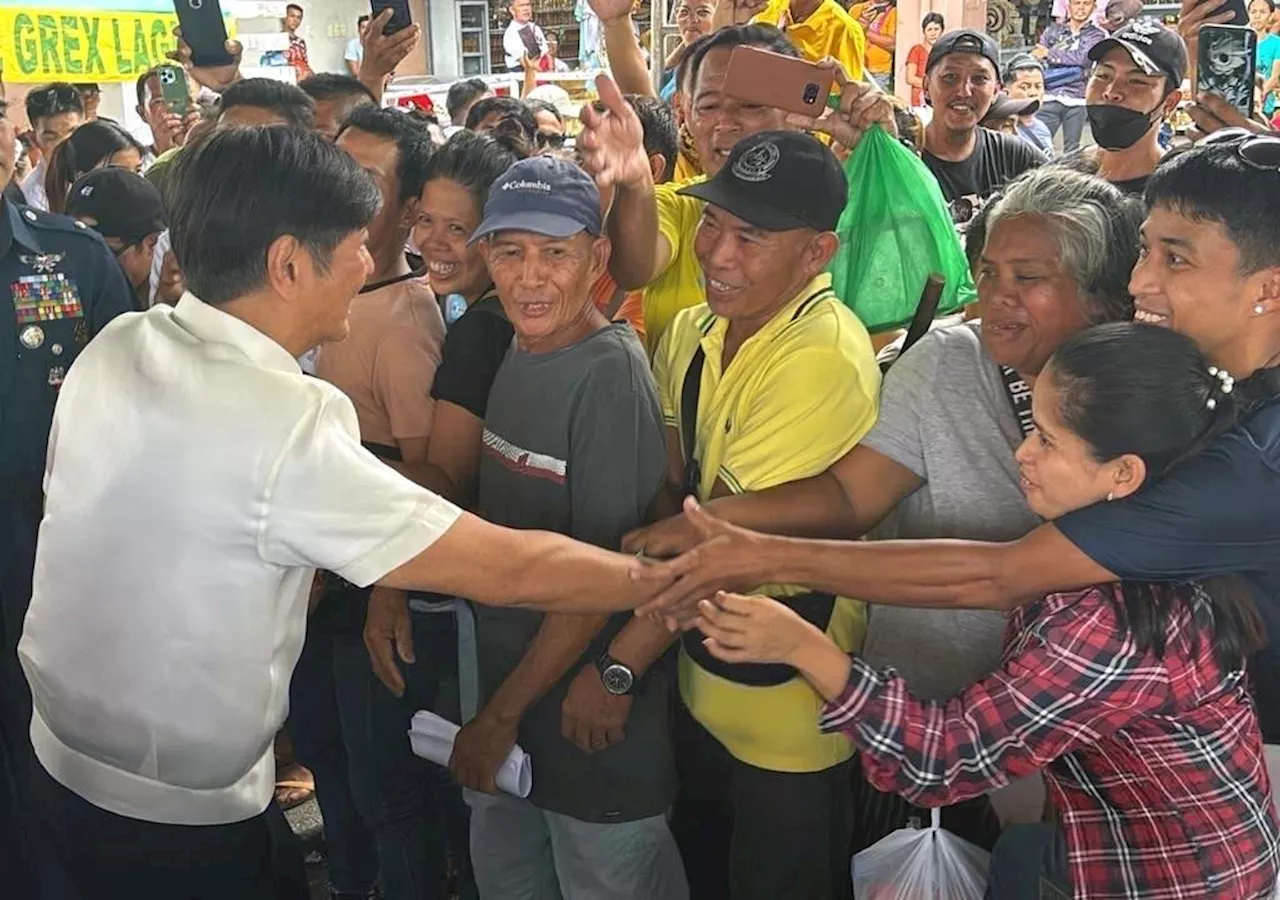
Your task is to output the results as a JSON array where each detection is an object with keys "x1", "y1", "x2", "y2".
[{"x1": 595, "y1": 652, "x2": 637, "y2": 696}]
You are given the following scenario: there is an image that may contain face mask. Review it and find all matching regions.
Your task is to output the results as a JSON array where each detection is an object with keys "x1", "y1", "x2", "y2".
[{"x1": 1086, "y1": 102, "x2": 1160, "y2": 150}]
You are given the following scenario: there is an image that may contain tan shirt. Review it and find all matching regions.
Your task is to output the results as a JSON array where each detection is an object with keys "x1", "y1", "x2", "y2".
[{"x1": 316, "y1": 275, "x2": 445, "y2": 448}]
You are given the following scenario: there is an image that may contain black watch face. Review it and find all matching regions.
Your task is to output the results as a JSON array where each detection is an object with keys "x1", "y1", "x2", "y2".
[{"x1": 601, "y1": 664, "x2": 634, "y2": 695}]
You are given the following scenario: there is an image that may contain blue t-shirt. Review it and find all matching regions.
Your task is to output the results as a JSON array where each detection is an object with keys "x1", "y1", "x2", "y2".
[
  {"x1": 1258, "y1": 34, "x2": 1280, "y2": 117},
  {"x1": 1016, "y1": 117, "x2": 1054, "y2": 157},
  {"x1": 1057, "y1": 395, "x2": 1280, "y2": 743}
]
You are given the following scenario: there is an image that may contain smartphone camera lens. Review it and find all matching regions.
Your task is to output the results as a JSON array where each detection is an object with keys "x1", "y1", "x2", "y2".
[{"x1": 803, "y1": 83, "x2": 819, "y2": 105}]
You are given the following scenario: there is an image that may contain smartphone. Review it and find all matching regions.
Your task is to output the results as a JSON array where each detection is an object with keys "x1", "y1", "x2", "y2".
[
  {"x1": 722, "y1": 46, "x2": 836, "y2": 118},
  {"x1": 156, "y1": 64, "x2": 190, "y2": 115},
  {"x1": 371, "y1": 0, "x2": 413, "y2": 34},
  {"x1": 1210, "y1": 0, "x2": 1251, "y2": 28},
  {"x1": 518, "y1": 23, "x2": 542, "y2": 58},
  {"x1": 172, "y1": 0, "x2": 233, "y2": 67},
  {"x1": 1198, "y1": 24, "x2": 1257, "y2": 118}
]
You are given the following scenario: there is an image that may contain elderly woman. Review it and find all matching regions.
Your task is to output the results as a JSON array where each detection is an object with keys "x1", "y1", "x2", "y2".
[{"x1": 624, "y1": 165, "x2": 1144, "y2": 848}]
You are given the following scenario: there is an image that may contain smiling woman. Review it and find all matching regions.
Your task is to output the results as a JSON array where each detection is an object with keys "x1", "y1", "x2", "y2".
[{"x1": 691, "y1": 324, "x2": 1280, "y2": 900}]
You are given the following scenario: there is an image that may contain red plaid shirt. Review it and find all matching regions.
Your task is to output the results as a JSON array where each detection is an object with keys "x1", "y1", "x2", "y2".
[{"x1": 820, "y1": 583, "x2": 1280, "y2": 898}]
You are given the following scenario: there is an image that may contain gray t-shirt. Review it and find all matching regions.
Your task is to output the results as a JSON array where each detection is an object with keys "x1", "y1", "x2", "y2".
[
  {"x1": 860, "y1": 323, "x2": 1043, "y2": 699},
  {"x1": 473, "y1": 323, "x2": 673, "y2": 823}
]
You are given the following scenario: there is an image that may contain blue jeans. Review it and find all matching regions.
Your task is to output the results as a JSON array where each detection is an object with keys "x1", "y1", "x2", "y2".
[{"x1": 1036, "y1": 100, "x2": 1087, "y2": 153}]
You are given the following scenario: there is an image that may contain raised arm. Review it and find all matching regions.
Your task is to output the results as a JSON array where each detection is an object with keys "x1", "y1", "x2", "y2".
[
  {"x1": 358, "y1": 10, "x2": 421, "y2": 103},
  {"x1": 589, "y1": 0, "x2": 657, "y2": 97},
  {"x1": 579, "y1": 74, "x2": 671, "y2": 290}
]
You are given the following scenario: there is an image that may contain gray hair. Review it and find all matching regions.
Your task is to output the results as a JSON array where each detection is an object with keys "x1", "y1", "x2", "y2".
[{"x1": 983, "y1": 166, "x2": 1142, "y2": 323}]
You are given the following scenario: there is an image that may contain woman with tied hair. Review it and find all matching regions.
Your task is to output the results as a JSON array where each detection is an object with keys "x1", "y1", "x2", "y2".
[
  {"x1": 624, "y1": 166, "x2": 1145, "y2": 849},
  {"x1": 692, "y1": 322, "x2": 1280, "y2": 898},
  {"x1": 44, "y1": 120, "x2": 144, "y2": 214}
]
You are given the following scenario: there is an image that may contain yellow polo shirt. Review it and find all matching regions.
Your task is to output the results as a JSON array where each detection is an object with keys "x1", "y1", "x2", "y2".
[
  {"x1": 847, "y1": 2, "x2": 897, "y2": 75},
  {"x1": 653, "y1": 273, "x2": 881, "y2": 773},
  {"x1": 643, "y1": 175, "x2": 709, "y2": 358},
  {"x1": 753, "y1": 0, "x2": 867, "y2": 81}
]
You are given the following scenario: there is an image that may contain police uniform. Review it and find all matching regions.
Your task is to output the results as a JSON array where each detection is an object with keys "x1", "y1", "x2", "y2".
[{"x1": 0, "y1": 198, "x2": 134, "y2": 890}]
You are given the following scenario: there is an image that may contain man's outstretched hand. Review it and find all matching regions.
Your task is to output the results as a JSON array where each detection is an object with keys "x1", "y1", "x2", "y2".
[{"x1": 634, "y1": 497, "x2": 771, "y2": 628}]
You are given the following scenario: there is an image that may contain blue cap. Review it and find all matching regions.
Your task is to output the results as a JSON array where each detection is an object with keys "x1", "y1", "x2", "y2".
[{"x1": 470, "y1": 156, "x2": 602, "y2": 244}]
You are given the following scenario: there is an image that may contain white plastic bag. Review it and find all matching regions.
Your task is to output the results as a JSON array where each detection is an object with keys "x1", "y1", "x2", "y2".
[{"x1": 851, "y1": 807, "x2": 990, "y2": 900}]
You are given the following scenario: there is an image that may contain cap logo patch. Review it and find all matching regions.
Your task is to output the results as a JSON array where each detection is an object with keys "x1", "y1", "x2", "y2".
[
  {"x1": 732, "y1": 141, "x2": 780, "y2": 183},
  {"x1": 501, "y1": 179, "x2": 552, "y2": 193},
  {"x1": 79, "y1": 185, "x2": 93, "y2": 196},
  {"x1": 1126, "y1": 17, "x2": 1162, "y2": 43}
]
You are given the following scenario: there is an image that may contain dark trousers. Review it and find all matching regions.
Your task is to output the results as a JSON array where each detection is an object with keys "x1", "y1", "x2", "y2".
[
  {"x1": 295, "y1": 587, "x2": 474, "y2": 900},
  {"x1": 0, "y1": 569, "x2": 38, "y2": 896},
  {"x1": 360, "y1": 608, "x2": 475, "y2": 900},
  {"x1": 986, "y1": 822, "x2": 1071, "y2": 899},
  {"x1": 671, "y1": 702, "x2": 854, "y2": 900},
  {"x1": 1037, "y1": 100, "x2": 1088, "y2": 153},
  {"x1": 30, "y1": 759, "x2": 309, "y2": 900},
  {"x1": 849, "y1": 761, "x2": 1003, "y2": 855},
  {"x1": 288, "y1": 610, "x2": 381, "y2": 895}
]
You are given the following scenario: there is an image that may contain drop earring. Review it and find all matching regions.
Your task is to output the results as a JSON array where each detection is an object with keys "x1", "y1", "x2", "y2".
[{"x1": 1106, "y1": 491, "x2": 1115, "y2": 502}]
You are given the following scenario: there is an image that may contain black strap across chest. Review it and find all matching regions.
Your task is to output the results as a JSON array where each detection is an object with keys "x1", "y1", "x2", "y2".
[
  {"x1": 675, "y1": 296, "x2": 838, "y2": 687},
  {"x1": 999, "y1": 365, "x2": 1035, "y2": 439}
]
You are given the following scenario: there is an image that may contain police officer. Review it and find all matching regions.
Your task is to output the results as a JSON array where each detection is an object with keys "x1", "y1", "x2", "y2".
[{"x1": 0, "y1": 96, "x2": 135, "y2": 891}]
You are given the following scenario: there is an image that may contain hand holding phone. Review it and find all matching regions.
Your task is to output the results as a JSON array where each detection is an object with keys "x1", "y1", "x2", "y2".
[
  {"x1": 370, "y1": 0, "x2": 413, "y2": 34},
  {"x1": 1197, "y1": 24, "x2": 1257, "y2": 118},
  {"x1": 722, "y1": 46, "x2": 837, "y2": 118},
  {"x1": 156, "y1": 64, "x2": 191, "y2": 115},
  {"x1": 172, "y1": 0, "x2": 234, "y2": 67}
]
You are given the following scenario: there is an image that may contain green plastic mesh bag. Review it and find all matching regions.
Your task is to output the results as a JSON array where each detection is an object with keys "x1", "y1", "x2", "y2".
[{"x1": 827, "y1": 125, "x2": 976, "y2": 333}]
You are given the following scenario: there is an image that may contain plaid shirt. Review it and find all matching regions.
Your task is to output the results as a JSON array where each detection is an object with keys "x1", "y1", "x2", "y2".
[{"x1": 820, "y1": 584, "x2": 1280, "y2": 898}]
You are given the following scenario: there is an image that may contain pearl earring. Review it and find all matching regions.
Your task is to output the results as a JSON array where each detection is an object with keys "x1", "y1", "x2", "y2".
[
  {"x1": 1256, "y1": 304, "x2": 1266, "y2": 315},
  {"x1": 1106, "y1": 491, "x2": 1114, "y2": 502}
]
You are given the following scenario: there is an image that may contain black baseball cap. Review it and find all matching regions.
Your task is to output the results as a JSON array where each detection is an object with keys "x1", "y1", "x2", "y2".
[
  {"x1": 65, "y1": 168, "x2": 166, "y2": 241},
  {"x1": 926, "y1": 29, "x2": 1002, "y2": 76},
  {"x1": 677, "y1": 131, "x2": 846, "y2": 233},
  {"x1": 983, "y1": 93, "x2": 1041, "y2": 121},
  {"x1": 1003, "y1": 52, "x2": 1044, "y2": 80},
  {"x1": 471, "y1": 155, "x2": 602, "y2": 243},
  {"x1": 1088, "y1": 18, "x2": 1188, "y2": 87}
]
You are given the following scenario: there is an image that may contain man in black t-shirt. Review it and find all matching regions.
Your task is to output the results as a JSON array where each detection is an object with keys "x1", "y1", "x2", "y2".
[
  {"x1": 920, "y1": 30, "x2": 1045, "y2": 205},
  {"x1": 1054, "y1": 19, "x2": 1187, "y2": 195}
]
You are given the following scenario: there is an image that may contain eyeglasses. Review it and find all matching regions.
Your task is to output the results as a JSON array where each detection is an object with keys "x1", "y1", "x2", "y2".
[
  {"x1": 537, "y1": 132, "x2": 567, "y2": 150},
  {"x1": 1200, "y1": 127, "x2": 1280, "y2": 171}
]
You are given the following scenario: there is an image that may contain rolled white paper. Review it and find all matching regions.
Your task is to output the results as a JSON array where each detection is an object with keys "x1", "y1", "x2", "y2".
[{"x1": 408, "y1": 710, "x2": 534, "y2": 798}]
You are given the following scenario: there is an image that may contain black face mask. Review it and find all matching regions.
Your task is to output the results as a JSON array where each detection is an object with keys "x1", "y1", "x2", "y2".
[{"x1": 1086, "y1": 102, "x2": 1161, "y2": 151}]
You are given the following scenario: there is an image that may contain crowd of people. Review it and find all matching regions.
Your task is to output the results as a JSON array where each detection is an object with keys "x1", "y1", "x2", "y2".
[{"x1": 2, "y1": 0, "x2": 1280, "y2": 899}]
